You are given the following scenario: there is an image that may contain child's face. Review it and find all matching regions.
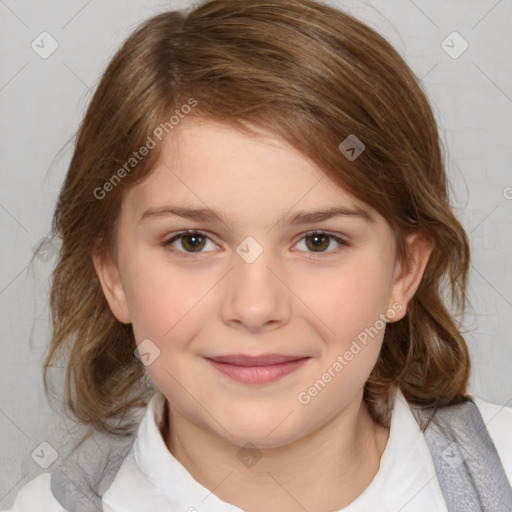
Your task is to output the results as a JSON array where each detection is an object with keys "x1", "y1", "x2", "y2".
[{"x1": 95, "y1": 119, "x2": 420, "y2": 448}]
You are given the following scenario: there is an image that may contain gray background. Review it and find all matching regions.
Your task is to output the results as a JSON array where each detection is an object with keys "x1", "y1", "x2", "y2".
[{"x1": 1, "y1": 0, "x2": 511, "y2": 506}]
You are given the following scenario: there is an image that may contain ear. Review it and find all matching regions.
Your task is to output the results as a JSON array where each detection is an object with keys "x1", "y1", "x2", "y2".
[
  {"x1": 92, "y1": 250, "x2": 132, "y2": 324},
  {"x1": 387, "y1": 233, "x2": 433, "y2": 323}
]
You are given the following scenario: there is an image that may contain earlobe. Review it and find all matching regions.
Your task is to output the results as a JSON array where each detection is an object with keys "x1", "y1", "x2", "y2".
[
  {"x1": 387, "y1": 233, "x2": 433, "y2": 323},
  {"x1": 92, "y1": 251, "x2": 132, "y2": 324}
]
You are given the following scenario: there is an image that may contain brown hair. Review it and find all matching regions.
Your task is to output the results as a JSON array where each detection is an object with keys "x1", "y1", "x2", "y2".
[{"x1": 43, "y1": 0, "x2": 471, "y2": 436}]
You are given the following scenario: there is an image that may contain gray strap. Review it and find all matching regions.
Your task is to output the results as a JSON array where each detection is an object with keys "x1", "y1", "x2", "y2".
[
  {"x1": 50, "y1": 426, "x2": 136, "y2": 512},
  {"x1": 51, "y1": 397, "x2": 512, "y2": 511},
  {"x1": 409, "y1": 396, "x2": 512, "y2": 512}
]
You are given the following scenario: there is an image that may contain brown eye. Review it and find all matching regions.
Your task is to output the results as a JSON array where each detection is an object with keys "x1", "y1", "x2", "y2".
[
  {"x1": 305, "y1": 233, "x2": 330, "y2": 252},
  {"x1": 164, "y1": 231, "x2": 217, "y2": 256},
  {"x1": 180, "y1": 233, "x2": 206, "y2": 252},
  {"x1": 295, "y1": 231, "x2": 348, "y2": 257}
]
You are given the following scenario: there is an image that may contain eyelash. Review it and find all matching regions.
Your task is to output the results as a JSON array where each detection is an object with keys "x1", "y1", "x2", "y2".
[{"x1": 163, "y1": 230, "x2": 349, "y2": 259}]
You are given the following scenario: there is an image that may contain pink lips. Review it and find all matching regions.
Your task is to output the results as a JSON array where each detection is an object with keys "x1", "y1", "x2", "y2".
[{"x1": 205, "y1": 354, "x2": 310, "y2": 384}]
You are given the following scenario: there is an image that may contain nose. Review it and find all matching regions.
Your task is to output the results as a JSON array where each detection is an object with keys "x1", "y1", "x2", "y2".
[{"x1": 219, "y1": 245, "x2": 292, "y2": 333}]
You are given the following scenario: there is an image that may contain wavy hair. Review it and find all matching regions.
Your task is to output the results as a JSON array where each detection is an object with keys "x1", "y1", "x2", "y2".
[{"x1": 43, "y1": 0, "x2": 471, "y2": 435}]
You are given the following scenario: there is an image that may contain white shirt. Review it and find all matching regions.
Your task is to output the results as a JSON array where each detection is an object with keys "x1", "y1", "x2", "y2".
[{"x1": 3, "y1": 388, "x2": 512, "y2": 512}]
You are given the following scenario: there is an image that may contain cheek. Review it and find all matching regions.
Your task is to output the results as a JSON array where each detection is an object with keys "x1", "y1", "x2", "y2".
[
  {"x1": 319, "y1": 252, "x2": 392, "y2": 350},
  {"x1": 297, "y1": 256, "x2": 392, "y2": 415},
  {"x1": 122, "y1": 250, "x2": 207, "y2": 343}
]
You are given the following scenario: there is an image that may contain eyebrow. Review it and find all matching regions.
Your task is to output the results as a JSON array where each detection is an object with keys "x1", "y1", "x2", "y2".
[{"x1": 139, "y1": 205, "x2": 374, "y2": 228}]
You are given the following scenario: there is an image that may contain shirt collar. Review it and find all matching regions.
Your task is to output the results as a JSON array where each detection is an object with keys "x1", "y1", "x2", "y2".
[
  {"x1": 133, "y1": 389, "x2": 242, "y2": 511},
  {"x1": 122, "y1": 387, "x2": 443, "y2": 511}
]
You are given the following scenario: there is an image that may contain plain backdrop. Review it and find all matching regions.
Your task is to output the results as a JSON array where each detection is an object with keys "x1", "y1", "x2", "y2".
[{"x1": 1, "y1": 0, "x2": 511, "y2": 507}]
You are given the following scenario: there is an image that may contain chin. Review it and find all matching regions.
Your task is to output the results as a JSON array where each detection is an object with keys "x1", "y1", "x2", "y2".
[
  {"x1": 227, "y1": 430, "x2": 300, "y2": 450},
  {"x1": 213, "y1": 409, "x2": 306, "y2": 450}
]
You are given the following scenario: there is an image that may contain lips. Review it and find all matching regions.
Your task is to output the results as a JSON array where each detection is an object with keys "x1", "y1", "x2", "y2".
[
  {"x1": 204, "y1": 354, "x2": 310, "y2": 384},
  {"x1": 207, "y1": 354, "x2": 307, "y2": 366}
]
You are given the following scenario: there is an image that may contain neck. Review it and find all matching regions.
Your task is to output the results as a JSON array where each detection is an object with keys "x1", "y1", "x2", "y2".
[{"x1": 162, "y1": 391, "x2": 390, "y2": 512}]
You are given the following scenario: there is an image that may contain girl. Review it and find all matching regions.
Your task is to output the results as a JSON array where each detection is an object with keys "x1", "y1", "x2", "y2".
[{"x1": 4, "y1": 0, "x2": 512, "y2": 510}]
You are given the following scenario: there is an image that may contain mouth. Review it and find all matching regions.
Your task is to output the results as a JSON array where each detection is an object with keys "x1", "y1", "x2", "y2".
[{"x1": 204, "y1": 354, "x2": 310, "y2": 384}]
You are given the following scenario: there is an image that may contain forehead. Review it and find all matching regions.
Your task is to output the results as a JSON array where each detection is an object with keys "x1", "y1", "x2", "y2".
[{"x1": 121, "y1": 118, "x2": 380, "y2": 227}]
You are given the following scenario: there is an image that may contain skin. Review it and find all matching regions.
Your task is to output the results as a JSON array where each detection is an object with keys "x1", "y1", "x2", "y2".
[{"x1": 93, "y1": 118, "x2": 432, "y2": 511}]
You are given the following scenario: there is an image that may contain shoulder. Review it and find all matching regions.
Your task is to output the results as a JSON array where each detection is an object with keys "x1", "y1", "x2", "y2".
[
  {"x1": 472, "y1": 393, "x2": 512, "y2": 484},
  {"x1": 1, "y1": 473, "x2": 67, "y2": 512}
]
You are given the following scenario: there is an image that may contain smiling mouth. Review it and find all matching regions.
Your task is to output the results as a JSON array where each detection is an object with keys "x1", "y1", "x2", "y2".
[{"x1": 204, "y1": 354, "x2": 310, "y2": 384}]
